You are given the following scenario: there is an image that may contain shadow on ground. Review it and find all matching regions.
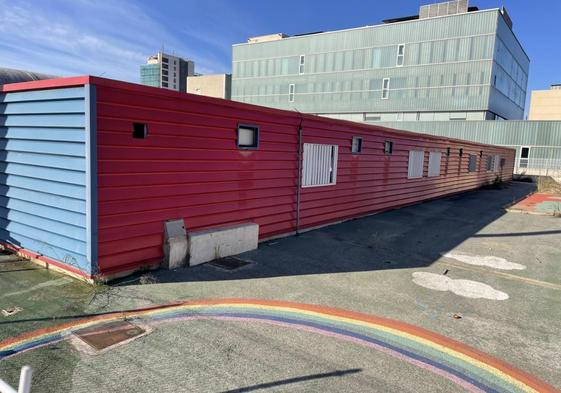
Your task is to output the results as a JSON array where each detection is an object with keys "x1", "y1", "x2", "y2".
[{"x1": 115, "y1": 182, "x2": 538, "y2": 285}]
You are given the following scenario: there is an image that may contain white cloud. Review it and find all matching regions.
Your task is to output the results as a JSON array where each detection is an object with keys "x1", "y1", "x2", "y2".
[{"x1": 0, "y1": 0, "x2": 230, "y2": 82}]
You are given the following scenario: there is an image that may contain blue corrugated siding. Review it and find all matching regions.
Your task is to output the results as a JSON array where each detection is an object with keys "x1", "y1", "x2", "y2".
[{"x1": 0, "y1": 87, "x2": 89, "y2": 273}]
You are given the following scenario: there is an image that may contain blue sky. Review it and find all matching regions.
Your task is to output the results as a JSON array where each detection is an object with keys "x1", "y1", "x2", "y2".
[{"x1": 0, "y1": 0, "x2": 559, "y2": 98}]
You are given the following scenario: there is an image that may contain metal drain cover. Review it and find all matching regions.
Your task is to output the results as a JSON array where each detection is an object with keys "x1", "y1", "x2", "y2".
[
  {"x1": 208, "y1": 256, "x2": 251, "y2": 270},
  {"x1": 74, "y1": 320, "x2": 145, "y2": 351}
]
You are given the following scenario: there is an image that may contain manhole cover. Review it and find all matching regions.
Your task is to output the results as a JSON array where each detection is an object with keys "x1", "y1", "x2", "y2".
[
  {"x1": 74, "y1": 320, "x2": 146, "y2": 351},
  {"x1": 208, "y1": 256, "x2": 251, "y2": 270}
]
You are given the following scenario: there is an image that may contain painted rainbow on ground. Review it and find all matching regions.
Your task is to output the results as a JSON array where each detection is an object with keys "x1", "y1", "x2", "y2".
[{"x1": 0, "y1": 299, "x2": 557, "y2": 393}]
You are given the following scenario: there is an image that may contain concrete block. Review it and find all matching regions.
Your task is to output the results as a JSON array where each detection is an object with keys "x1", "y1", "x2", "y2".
[
  {"x1": 188, "y1": 223, "x2": 258, "y2": 266},
  {"x1": 163, "y1": 219, "x2": 188, "y2": 269}
]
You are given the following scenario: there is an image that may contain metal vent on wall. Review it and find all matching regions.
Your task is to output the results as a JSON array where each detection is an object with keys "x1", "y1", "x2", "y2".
[{"x1": 302, "y1": 143, "x2": 339, "y2": 187}]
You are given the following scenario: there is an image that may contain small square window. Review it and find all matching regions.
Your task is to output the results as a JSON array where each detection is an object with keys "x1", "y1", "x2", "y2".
[
  {"x1": 237, "y1": 124, "x2": 259, "y2": 149},
  {"x1": 352, "y1": 136, "x2": 363, "y2": 153},
  {"x1": 133, "y1": 123, "x2": 148, "y2": 139},
  {"x1": 384, "y1": 141, "x2": 393, "y2": 155}
]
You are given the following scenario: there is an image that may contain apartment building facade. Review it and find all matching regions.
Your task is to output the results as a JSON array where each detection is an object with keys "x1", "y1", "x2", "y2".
[{"x1": 140, "y1": 52, "x2": 195, "y2": 92}]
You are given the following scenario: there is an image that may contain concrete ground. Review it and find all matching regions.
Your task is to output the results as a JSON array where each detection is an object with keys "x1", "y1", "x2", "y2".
[{"x1": 1, "y1": 182, "x2": 560, "y2": 392}]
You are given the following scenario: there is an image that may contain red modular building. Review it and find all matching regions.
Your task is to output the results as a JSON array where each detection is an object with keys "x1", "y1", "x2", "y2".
[{"x1": 0, "y1": 76, "x2": 515, "y2": 279}]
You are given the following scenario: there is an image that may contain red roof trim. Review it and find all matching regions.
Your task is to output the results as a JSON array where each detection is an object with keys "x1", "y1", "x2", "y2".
[{"x1": 0, "y1": 76, "x2": 91, "y2": 92}]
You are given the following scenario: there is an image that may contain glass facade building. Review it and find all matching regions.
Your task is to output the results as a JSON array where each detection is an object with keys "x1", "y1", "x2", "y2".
[
  {"x1": 140, "y1": 63, "x2": 161, "y2": 88},
  {"x1": 139, "y1": 52, "x2": 195, "y2": 92},
  {"x1": 231, "y1": 4, "x2": 529, "y2": 121}
]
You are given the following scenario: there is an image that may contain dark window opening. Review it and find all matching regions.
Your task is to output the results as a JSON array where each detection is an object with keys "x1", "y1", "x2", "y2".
[
  {"x1": 480, "y1": 150, "x2": 483, "y2": 158},
  {"x1": 162, "y1": 82, "x2": 168, "y2": 87},
  {"x1": 520, "y1": 147, "x2": 530, "y2": 159},
  {"x1": 162, "y1": 57, "x2": 169, "y2": 63},
  {"x1": 133, "y1": 123, "x2": 148, "y2": 139},
  {"x1": 352, "y1": 136, "x2": 363, "y2": 153},
  {"x1": 459, "y1": 148, "x2": 463, "y2": 157},
  {"x1": 162, "y1": 76, "x2": 168, "y2": 81},
  {"x1": 468, "y1": 155, "x2": 477, "y2": 172},
  {"x1": 446, "y1": 147, "x2": 451, "y2": 156},
  {"x1": 384, "y1": 140, "x2": 393, "y2": 155},
  {"x1": 237, "y1": 124, "x2": 259, "y2": 149},
  {"x1": 485, "y1": 155, "x2": 493, "y2": 171}
]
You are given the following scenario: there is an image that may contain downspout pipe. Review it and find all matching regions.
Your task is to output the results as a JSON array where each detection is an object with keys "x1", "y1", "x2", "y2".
[{"x1": 296, "y1": 115, "x2": 304, "y2": 236}]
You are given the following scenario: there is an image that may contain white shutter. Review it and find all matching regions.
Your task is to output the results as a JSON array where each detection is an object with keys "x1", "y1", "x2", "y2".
[
  {"x1": 428, "y1": 151, "x2": 442, "y2": 177},
  {"x1": 408, "y1": 150, "x2": 425, "y2": 179},
  {"x1": 302, "y1": 143, "x2": 338, "y2": 187}
]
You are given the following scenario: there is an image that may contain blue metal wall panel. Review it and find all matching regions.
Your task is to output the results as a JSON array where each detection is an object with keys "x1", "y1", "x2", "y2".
[{"x1": 0, "y1": 86, "x2": 89, "y2": 273}]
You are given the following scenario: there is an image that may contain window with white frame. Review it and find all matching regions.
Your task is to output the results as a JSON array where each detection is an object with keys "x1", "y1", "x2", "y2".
[
  {"x1": 408, "y1": 150, "x2": 424, "y2": 179},
  {"x1": 428, "y1": 151, "x2": 442, "y2": 177},
  {"x1": 288, "y1": 84, "x2": 295, "y2": 102},
  {"x1": 381, "y1": 78, "x2": 390, "y2": 99},
  {"x1": 396, "y1": 44, "x2": 405, "y2": 66},
  {"x1": 302, "y1": 143, "x2": 338, "y2": 187},
  {"x1": 299, "y1": 55, "x2": 305, "y2": 74}
]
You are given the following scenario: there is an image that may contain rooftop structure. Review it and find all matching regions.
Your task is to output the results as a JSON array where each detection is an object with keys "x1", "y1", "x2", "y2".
[
  {"x1": 528, "y1": 84, "x2": 561, "y2": 120},
  {"x1": 186, "y1": 74, "x2": 231, "y2": 99},
  {"x1": 0, "y1": 67, "x2": 56, "y2": 85}
]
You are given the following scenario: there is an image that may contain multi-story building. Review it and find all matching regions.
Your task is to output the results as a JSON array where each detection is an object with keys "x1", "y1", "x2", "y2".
[
  {"x1": 231, "y1": 0, "x2": 529, "y2": 122},
  {"x1": 528, "y1": 85, "x2": 561, "y2": 120},
  {"x1": 140, "y1": 52, "x2": 195, "y2": 92},
  {"x1": 187, "y1": 74, "x2": 232, "y2": 99}
]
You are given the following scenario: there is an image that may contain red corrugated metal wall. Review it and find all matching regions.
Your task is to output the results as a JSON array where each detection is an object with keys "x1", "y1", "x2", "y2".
[{"x1": 94, "y1": 78, "x2": 515, "y2": 276}]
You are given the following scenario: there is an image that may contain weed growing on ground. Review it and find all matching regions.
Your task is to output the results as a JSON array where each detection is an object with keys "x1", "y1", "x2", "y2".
[
  {"x1": 483, "y1": 176, "x2": 505, "y2": 190},
  {"x1": 139, "y1": 273, "x2": 158, "y2": 285}
]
